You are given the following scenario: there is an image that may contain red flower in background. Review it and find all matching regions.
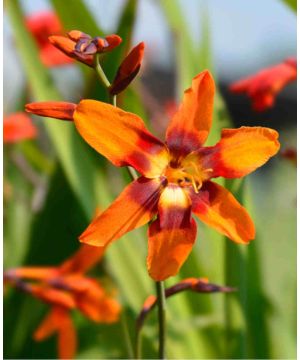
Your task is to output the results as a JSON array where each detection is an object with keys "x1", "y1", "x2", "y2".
[
  {"x1": 4, "y1": 244, "x2": 121, "y2": 359},
  {"x1": 4, "y1": 112, "x2": 37, "y2": 143},
  {"x1": 26, "y1": 11, "x2": 73, "y2": 67},
  {"x1": 230, "y1": 58, "x2": 297, "y2": 111}
]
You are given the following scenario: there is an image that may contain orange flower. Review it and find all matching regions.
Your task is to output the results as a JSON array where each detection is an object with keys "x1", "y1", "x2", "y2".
[
  {"x1": 4, "y1": 112, "x2": 37, "y2": 143},
  {"x1": 49, "y1": 31, "x2": 122, "y2": 67},
  {"x1": 4, "y1": 244, "x2": 120, "y2": 359},
  {"x1": 109, "y1": 42, "x2": 145, "y2": 95},
  {"x1": 26, "y1": 70, "x2": 280, "y2": 281},
  {"x1": 26, "y1": 11, "x2": 74, "y2": 67},
  {"x1": 230, "y1": 58, "x2": 297, "y2": 111}
]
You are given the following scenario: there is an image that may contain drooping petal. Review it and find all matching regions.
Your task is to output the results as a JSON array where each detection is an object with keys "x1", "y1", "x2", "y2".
[
  {"x1": 189, "y1": 181, "x2": 255, "y2": 244},
  {"x1": 166, "y1": 71, "x2": 215, "y2": 160},
  {"x1": 74, "y1": 100, "x2": 169, "y2": 177},
  {"x1": 80, "y1": 176, "x2": 167, "y2": 247},
  {"x1": 57, "y1": 309, "x2": 77, "y2": 360},
  {"x1": 147, "y1": 184, "x2": 197, "y2": 281},
  {"x1": 205, "y1": 126, "x2": 280, "y2": 178},
  {"x1": 34, "y1": 307, "x2": 77, "y2": 360},
  {"x1": 75, "y1": 280, "x2": 121, "y2": 323},
  {"x1": 34, "y1": 308, "x2": 60, "y2": 341},
  {"x1": 40, "y1": 43, "x2": 74, "y2": 67},
  {"x1": 25, "y1": 102, "x2": 76, "y2": 121},
  {"x1": 4, "y1": 113, "x2": 37, "y2": 143},
  {"x1": 30, "y1": 285, "x2": 76, "y2": 309}
]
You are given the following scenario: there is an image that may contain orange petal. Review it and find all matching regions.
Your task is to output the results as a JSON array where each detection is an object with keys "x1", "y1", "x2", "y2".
[
  {"x1": 166, "y1": 71, "x2": 215, "y2": 160},
  {"x1": 104, "y1": 34, "x2": 122, "y2": 52},
  {"x1": 74, "y1": 100, "x2": 169, "y2": 177},
  {"x1": 57, "y1": 309, "x2": 77, "y2": 359},
  {"x1": 80, "y1": 176, "x2": 166, "y2": 246},
  {"x1": 30, "y1": 285, "x2": 76, "y2": 309},
  {"x1": 60, "y1": 244, "x2": 106, "y2": 274},
  {"x1": 207, "y1": 126, "x2": 280, "y2": 178},
  {"x1": 25, "y1": 101, "x2": 76, "y2": 121},
  {"x1": 10, "y1": 267, "x2": 58, "y2": 280},
  {"x1": 190, "y1": 181, "x2": 255, "y2": 244},
  {"x1": 75, "y1": 280, "x2": 121, "y2": 323},
  {"x1": 34, "y1": 307, "x2": 77, "y2": 359},
  {"x1": 34, "y1": 308, "x2": 60, "y2": 341},
  {"x1": 40, "y1": 43, "x2": 74, "y2": 67},
  {"x1": 49, "y1": 35, "x2": 93, "y2": 66},
  {"x1": 147, "y1": 184, "x2": 197, "y2": 281},
  {"x1": 4, "y1": 112, "x2": 37, "y2": 143},
  {"x1": 110, "y1": 42, "x2": 145, "y2": 95}
]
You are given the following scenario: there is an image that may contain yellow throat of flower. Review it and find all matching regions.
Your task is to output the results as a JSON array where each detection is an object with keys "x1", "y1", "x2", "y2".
[{"x1": 164, "y1": 155, "x2": 212, "y2": 193}]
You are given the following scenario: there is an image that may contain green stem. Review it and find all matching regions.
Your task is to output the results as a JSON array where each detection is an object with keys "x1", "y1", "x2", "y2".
[
  {"x1": 156, "y1": 281, "x2": 167, "y2": 359},
  {"x1": 135, "y1": 326, "x2": 142, "y2": 359},
  {"x1": 94, "y1": 53, "x2": 111, "y2": 89},
  {"x1": 121, "y1": 311, "x2": 134, "y2": 359}
]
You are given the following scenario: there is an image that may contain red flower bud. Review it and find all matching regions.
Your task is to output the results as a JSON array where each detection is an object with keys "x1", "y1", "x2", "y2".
[{"x1": 109, "y1": 42, "x2": 145, "y2": 95}]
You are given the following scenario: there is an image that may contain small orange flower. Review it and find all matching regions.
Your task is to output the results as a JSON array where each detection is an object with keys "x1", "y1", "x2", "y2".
[
  {"x1": 26, "y1": 70, "x2": 280, "y2": 281},
  {"x1": 230, "y1": 58, "x2": 297, "y2": 111},
  {"x1": 4, "y1": 244, "x2": 120, "y2": 359},
  {"x1": 49, "y1": 31, "x2": 122, "y2": 67},
  {"x1": 4, "y1": 112, "x2": 37, "y2": 143},
  {"x1": 110, "y1": 42, "x2": 145, "y2": 95},
  {"x1": 26, "y1": 11, "x2": 74, "y2": 67}
]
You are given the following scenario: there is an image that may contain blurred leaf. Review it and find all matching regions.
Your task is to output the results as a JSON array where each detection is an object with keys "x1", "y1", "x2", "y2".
[
  {"x1": 281, "y1": 0, "x2": 297, "y2": 11},
  {"x1": 7, "y1": 0, "x2": 106, "y2": 217},
  {"x1": 50, "y1": 0, "x2": 104, "y2": 36}
]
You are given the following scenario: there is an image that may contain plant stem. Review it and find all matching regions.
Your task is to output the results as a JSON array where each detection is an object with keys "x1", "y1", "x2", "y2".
[
  {"x1": 94, "y1": 53, "x2": 111, "y2": 89},
  {"x1": 156, "y1": 281, "x2": 166, "y2": 359},
  {"x1": 121, "y1": 311, "x2": 134, "y2": 359},
  {"x1": 135, "y1": 326, "x2": 142, "y2": 359}
]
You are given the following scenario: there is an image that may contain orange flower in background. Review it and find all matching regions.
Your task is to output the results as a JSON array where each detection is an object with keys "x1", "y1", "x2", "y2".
[
  {"x1": 26, "y1": 70, "x2": 280, "y2": 281},
  {"x1": 109, "y1": 42, "x2": 145, "y2": 95},
  {"x1": 26, "y1": 11, "x2": 73, "y2": 67},
  {"x1": 49, "y1": 31, "x2": 122, "y2": 67},
  {"x1": 4, "y1": 244, "x2": 120, "y2": 359},
  {"x1": 4, "y1": 112, "x2": 37, "y2": 143},
  {"x1": 230, "y1": 57, "x2": 297, "y2": 111}
]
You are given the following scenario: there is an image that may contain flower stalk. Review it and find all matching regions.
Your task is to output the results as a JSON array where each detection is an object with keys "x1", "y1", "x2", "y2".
[{"x1": 156, "y1": 281, "x2": 166, "y2": 359}]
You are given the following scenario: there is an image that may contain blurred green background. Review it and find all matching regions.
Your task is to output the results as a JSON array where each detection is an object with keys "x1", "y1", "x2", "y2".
[{"x1": 4, "y1": 0, "x2": 296, "y2": 359}]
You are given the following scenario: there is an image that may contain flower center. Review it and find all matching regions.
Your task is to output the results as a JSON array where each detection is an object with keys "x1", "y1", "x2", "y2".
[{"x1": 164, "y1": 155, "x2": 212, "y2": 193}]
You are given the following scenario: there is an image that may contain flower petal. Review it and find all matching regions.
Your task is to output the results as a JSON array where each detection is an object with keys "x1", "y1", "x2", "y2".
[
  {"x1": 206, "y1": 126, "x2": 280, "y2": 178},
  {"x1": 147, "y1": 185, "x2": 197, "y2": 281},
  {"x1": 190, "y1": 181, "x2": 255, "y2": 244},
  {"x1": 80, "y1": 176, "x2": 166, "y2": 247},
  {"x1": 34, "y1": 307, "x2": 77, "y2": 359},
  {"x1": 25, "y1": 102, "x2": 76, "y2": 121},
  {"x1": 75, "y1": 280, "x2": 121, "y2": 323},
  {"x1": 166, "y1": 71, "x2": 215, "y2": 160},
  {"x1": 74, "y1": 100, "x2": 169, "y2": 177},
  {"x1": 4, "y1": 113, "x2": 37, "y2": 143},
  {"x1": 60, "y1": 245, "x2": 105, "y2": 274}
]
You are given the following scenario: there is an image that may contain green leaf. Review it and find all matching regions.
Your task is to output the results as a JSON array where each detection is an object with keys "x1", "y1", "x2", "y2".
[{"x1": 281, "y1": 0, "x2": 297, "y2": 11}]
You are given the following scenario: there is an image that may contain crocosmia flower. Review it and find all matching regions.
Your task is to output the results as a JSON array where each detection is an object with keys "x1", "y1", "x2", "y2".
[
  {"x1": 4, "y1": 112, "x2": 37, "y2": 143},
  {"x1": 49, "y1": 31, "x2": 122, "y2": 67},
  {"x1": 4, "y1": 245, "x2": 120, "y2": 359},
  {"x1": 26, "y1": 70, "x2": 280, "y2": 281},
  {"x1": 26, "y1": 11, "x2": 74, "y2": 67},
  {"x1": 230, "y1": 58, "x2": 297, "y2": 111}
]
